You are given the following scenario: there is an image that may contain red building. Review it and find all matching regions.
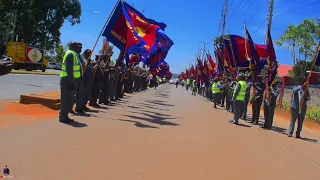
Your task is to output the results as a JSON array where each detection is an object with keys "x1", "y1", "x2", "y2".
[{"x1": 278, "y1": 64, "x2": 319, "y2": 85}]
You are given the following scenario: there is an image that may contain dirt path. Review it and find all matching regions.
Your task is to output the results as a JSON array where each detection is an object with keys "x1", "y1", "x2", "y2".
[{"x1": 0, "y1": 84, "x2": 319, "y2": 180}]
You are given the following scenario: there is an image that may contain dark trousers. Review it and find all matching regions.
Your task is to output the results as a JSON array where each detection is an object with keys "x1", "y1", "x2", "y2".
[
  {"x1": 225, "y1": 90, "x2": 230, "y2": 110},
  {"x1": 288, "y1": 108, "x2": 307, "y2": 136},
  {"x1": 242, "y1": 97, "x2": 250, "y2": 119},
  {"x1": 234, "y1": 100, "x2": 244, "y2": 123},
  {"x1": 251, "y1": 100, "x2": 262, "y2": 123},
  {"x1": 89, "y1": 82, "x2": 101, "y2": 105},
  {"x1": 221, "y1": 90, "x2": 226, "y2": 107},
  {"x1": 263, "y1": 102, "x2": 276, "y2": 129},
  {"x1": 59, "y1": 78, "x2": 75, "y2": 119}
]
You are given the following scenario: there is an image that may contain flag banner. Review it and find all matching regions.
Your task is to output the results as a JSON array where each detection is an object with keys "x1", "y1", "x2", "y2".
[
  {"x1": 266, "y1": 26, "x2": 278, "y2": 86},
  {"x1": 229, "y1": 35, "x2": 268, "y2": 67},
  {"x1": 102, "y1": 1, "x2": 164, "y2": 57},
  {"x1": 223, "y1": 39, "x2": 236, "y2": 68}
]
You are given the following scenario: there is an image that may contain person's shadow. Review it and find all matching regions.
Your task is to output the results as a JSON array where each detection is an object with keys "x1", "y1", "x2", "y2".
[{"x1": 60, "y1": 120, "x2": 87, "y2": 128}]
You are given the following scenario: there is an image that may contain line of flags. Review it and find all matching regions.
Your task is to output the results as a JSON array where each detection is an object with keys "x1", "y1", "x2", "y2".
[{"x1": 101, "y1": 0, "x2": 174, "y2": 79}]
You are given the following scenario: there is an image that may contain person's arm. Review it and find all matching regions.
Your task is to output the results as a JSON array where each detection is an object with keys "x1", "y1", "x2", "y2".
[
  {"x1": 65, "y1": 53, "x2": 74, "y2": 85},
  {"x1": 232, "y1": 83, "x2": 240, "y2": 101},
  {"x1": 292, "y1": 85, "x2": 302, "y2": 93}
]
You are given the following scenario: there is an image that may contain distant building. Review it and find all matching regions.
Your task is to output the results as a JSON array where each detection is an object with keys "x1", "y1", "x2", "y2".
[{"x1": 277, "y1": 64, "x2": 319, "y2": 85}]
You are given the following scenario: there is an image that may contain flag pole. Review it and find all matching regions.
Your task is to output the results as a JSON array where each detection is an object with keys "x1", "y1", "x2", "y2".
[
  {"x1": 299, "y1": 43, "x2": 320, "y2": 114},
  {"x1": 83, "y1": 0, "x2": 121, "y2": 73}
]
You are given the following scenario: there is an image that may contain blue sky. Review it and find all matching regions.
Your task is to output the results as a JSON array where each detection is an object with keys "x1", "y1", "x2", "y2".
[{"x1": 60, "y1": 0, "x2": 319, "y2": 74}]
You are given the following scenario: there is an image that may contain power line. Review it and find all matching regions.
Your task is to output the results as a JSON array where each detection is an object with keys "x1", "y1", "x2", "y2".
[
  {"x1": 246, "y1": 0, "x2": 269, "y2": 23},
  {"x1": 233, "y1": 0, "x2": 259, "y2": 23},
  {"x1": 274, "y1": 0, "x2": 320, "y2": 17},
  {"x1": 226, "y1": 0, "x2": 245, "y2": 23},
  {"x1": 228, "y1": 0, "x2": 250, "y2": 27}
]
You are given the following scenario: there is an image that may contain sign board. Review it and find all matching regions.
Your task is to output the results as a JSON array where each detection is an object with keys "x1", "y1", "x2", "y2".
[{"x1": 25, "y1": 46, "x2": 44, "y2": 63}]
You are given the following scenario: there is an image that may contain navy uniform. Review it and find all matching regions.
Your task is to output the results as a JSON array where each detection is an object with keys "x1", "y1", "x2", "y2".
[
  {"x1": 75, "y1": 48, "x2": 93, "y2": 112},
  {"x1": 228, "y1": 81, "x2": 237, "y2": 113},
  {"x1": 230, "y1": 74, "x2": 246, "y2": 125},
  {"x1": 249, "y1": 76, "x2": 266, "y2": 124},
  {"x1": 263, "y1": 83, "x2": 279, "y2": 129},
  {"x1": 59, "y1": 42, "x2": 81, "y2": 123},
  {"x1": 242, "y1": 76, "x2": 252, "y2": 120},
  {"x1": 288, "y1": 79, "x2": 310, "y2": 138},
  {"x1": 89, "y1": 56, "x2": 104, "y2": 107}
]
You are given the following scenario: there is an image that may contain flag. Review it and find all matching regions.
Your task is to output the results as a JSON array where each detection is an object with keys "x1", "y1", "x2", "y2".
[
  {"x1": 315, "y1": 43, "x2": 320, "y2": 66},
  {"x1": 102, "y1": 1, "x2": 163, "y2": 57},
  {"x1": 123, "y1": 2, "x2": 167, "y2": 30},
  {"x1": 266, "y1": 26, "x2": 278, "y2": 86}
]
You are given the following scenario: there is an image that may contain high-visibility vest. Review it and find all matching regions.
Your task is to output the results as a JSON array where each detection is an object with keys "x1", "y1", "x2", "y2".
[
  {"x1": 211, "y1": 82, "x2": 221, "y2": 93},
  {"x1": 186, "y1": 79, "x2": 190, "y2": 85},
  {"x1": 60, "y1": 50, "x2": 81, "y2": 78},
  {"x1": 234, "y1": 81, "x2": 246, "y2": 101},
  {"x1": 192, "y1": 80, "x2": 196, "y2": 87}
]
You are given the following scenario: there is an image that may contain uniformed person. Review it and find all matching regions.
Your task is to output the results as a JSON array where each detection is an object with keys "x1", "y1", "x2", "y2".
[
  {"x1": 249, "y1": 75, "x2": 266, "y2": 124},
  {"x1": 288, "y1": 77, "x2": 310, "y2": 138},
  {"x1": 228, "y1": 79, "x2": 237, "y2": 113},
  {"x1": 262, "y1": 80, "x2": 279, "y2": 130},
  {"x1": 186, "y1": 78, "x2": 190, "y2": 91},
  {"x1": 59, "y1": 42, "x2": 81, "y2": 123},
  {"x1": 191, "y1": 79, "x2": 196, "y2": 95},
  {"x1": 229, "y1": 74, "x2": 246, "y2": 125},
  {"x1": 75, "y1": 49, "x2": 93, "y2": 112},
  {"x1": 242, "y1": 75, "x2": 252, "y2": 120},
  {"x1": 211, "y1": 77, "x2": 222, "y2": 108}
]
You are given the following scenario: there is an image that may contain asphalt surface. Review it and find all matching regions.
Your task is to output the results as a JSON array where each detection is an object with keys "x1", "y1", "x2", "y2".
[
  {"x1": 0, "y1": 74, "x2": 59, "y2": 101},
  {"x1": 0, "y1": 84, "x2": 319, "y2": 180}
]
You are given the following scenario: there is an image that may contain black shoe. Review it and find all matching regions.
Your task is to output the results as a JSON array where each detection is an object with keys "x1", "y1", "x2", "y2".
[
  {"x1": 247, "y1": 121, "x2": 254, "y2": 123},
  {"x1": 260, "y1": 125, "x2": 267, "y2": 129},
  {"x1": 70, "y1": 110, "x2": 76, "y2": 114},
  {"x1": 288, "y1": 134, "x2": 293, "y2": 137},
  {"x1": 254, "y1": 121, "x2": 258, "y2": 125},
  {"x1": 229, "y1": 120, "x2": 238, "y2": 125},
  {"x1": 296, "y1": 135, "x2": 302, "y2": 139},
  {"x1": 84, "y1": 107, "x2": 90, "y2": 111},
  {"x1": 59, "y1": 117, "x2": 74, "y2": 124},
  {"x1": 75, "y1": 109, "x2": 85, "y2": 114}
]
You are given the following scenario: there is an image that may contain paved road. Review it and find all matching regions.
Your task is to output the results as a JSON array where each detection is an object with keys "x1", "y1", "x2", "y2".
[
  {"x1": 0, "y1": 84, "x2": 320, "y2": 180},
  {"x1": 0, "y1": 74, "x2": 59, "y2": 101}
]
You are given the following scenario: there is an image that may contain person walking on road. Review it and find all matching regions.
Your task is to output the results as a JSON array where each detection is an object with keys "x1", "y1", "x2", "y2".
[
  {"x1": 229, "y1": 74, "x2": 246, "y2": 125},
  {"x1": 59, "y1": 42, "x2": 82, "y2": 123},
  {"x1": 288, "y1": 77, "x2": 310, "y2": 138},
  {"x1": 211, "y1": 77, "x2": 222, "y2": 108}
]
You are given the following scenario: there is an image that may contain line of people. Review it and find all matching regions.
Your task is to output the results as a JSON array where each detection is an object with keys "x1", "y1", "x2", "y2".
[
  {"x1": 59, "y1": 42, "x2": 152, "y2": 123},
  {"x1": 183, "y1": 73, "x2": 310, "y2": 138}
]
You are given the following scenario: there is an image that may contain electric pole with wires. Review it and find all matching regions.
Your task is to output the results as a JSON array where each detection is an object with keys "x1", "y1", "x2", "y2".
[{"x1": 267, "y1": 0, "x2": 274, "y2": 29}]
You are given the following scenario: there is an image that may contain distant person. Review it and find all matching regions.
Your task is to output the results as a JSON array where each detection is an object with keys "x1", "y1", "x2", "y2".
[
  {"x1": 3, "y1": 165, "x2": 10, "y2": 175},
  {"x1": 175, "y1": 80, "x2": 179, "y2": 88},
  {"x1": 288, "y1": 77, "x2": 310, "y2": 138}
]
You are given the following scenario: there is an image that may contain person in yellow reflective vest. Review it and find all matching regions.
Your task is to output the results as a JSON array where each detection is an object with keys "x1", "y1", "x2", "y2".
[
  {"x1": 59, "y1": 42, "x2": 82, "y2": 123},
  {"x1": 229, "y1": 73, "x2": 246, "y2": 125},
  {"x1": 186, "y1": 78, "x2": 190, "y2": 91},
  {"x1": 191, "y1": 79, "x2": 197, "y2": 95},
  {"x1": 211, "y1": 77, "x2": 222, "y2": 108}
]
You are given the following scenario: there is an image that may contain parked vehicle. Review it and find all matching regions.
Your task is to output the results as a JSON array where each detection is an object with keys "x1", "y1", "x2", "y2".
[
  {"x1": 48, "y1": 62, "x2": 56, "y2": 69},
  {"x1": 0, "y1": 55, "x2": 13, "y2": 76},
  {"x1": 6, "y1": 41, "x2": 48, "y2": 72},
  {"x1": 55, "y1": 63, "x2": 62, "y2": 70}
]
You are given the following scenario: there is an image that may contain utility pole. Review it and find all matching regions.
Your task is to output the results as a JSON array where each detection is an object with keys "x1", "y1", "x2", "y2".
[
  {"x1": 220, "y1": 0, "x2": 229, "y2": 37},
  {"x1": 267, "y1": 0, "x2": 274, "y2": 29},
  {"x1": 11, "y1": 9, "x2": 17, "y2": 41}
]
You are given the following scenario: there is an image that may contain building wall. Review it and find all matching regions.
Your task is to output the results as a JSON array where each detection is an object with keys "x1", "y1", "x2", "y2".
[{"x1": 281, "y1": 87, "x2": 320, "y2": 107}]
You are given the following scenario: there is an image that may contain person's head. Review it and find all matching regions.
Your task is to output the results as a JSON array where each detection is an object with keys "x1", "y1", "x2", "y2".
[
  {"x1": 84, "y1": 49, "x2": 92, "y2": 59},
  {"x1": 238, "y1": 74, "x2": 245, "y2": 81},
  {"x1": 76, "y1": 43, "x2": 82, "y2": 54},
  {"x1": 213, "y1": 77, "x2": 218, "y2": 82},
  {"x1": 298, "y1": 76, "x2": 306, "y2": 86},
  {"x1": 69, "y1": 42, "x2": 78, "y2": 51}
]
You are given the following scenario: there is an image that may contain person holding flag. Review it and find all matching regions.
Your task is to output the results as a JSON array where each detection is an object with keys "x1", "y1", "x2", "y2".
[
  {"x1": 288, "y1": 77, "x2": 310, "y2": 138},
  {"x1": 263, "y1": 78, "x2": 279, "y2": 130}
]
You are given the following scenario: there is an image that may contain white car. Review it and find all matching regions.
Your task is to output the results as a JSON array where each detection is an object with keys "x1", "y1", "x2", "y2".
[
  {"x1": 48, "y1": 62, "x2": 56, "y2": 69},
  {"x1": 55, "y1": 63, "x2": 62, "y2": 70}
]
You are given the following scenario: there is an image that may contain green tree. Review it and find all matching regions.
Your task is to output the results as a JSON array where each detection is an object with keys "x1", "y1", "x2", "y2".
[
  {"x1": 0, "y1": 0, "x2": 82, "y2": 52},
  {"x1": 276, "y1": 18, "x2": 319, "y2": 65},
  {"x1": 55, "y1": 44, "x2": 66, "y2": 63}
]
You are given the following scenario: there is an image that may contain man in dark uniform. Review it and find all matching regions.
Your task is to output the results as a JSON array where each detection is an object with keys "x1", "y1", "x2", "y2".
[
  {"x1": 59, "y1": 42, "x2": 81, "y2": 123},
  {"x1": 89, "y1": 55, "x2": 104, "y2": 107},
  {"x1": 263, "y1": 80, "x2": 279, "y2": 129},
  {"x1": 229, "y1": 74, "x2": 246, "y2": 125},
  {"x1": 242, "y1": 75, "x2": 252, "y2": 120},
  {"x1": 249, "y1": 75, "x2": 265, "y2": 124},
  {"x1": 75, "y1": 49, "x2": 93, "y2": 112},
  {"x1": 228, "y1": 79, "x2": 237, "y2": 113}
]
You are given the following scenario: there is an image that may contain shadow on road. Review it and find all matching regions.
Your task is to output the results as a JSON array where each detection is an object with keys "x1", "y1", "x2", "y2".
[
  {"x1": 125, "y1": 114, "x2": 178, "y2": 126},
  {"x1": 145, "y1": 100, "x2": 174, "y2": 107},
  {"x1": 60, "y1": 120, "x2": 87, "y2": 128},
  {"x1": 271, "y1": 126, "x2": 318, "y2": 143},
  {"x1": 119, "y1": 120, "x2": 159, "y2": 129}
]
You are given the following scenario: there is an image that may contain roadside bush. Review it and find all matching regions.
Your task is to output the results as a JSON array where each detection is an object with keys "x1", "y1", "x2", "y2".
[
  {"x1": 306, "y1": 106, "x2": 320, "y2": 124},
  {"x1": 282, "y1": 101, "x2": 290, "y2": 110}
]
